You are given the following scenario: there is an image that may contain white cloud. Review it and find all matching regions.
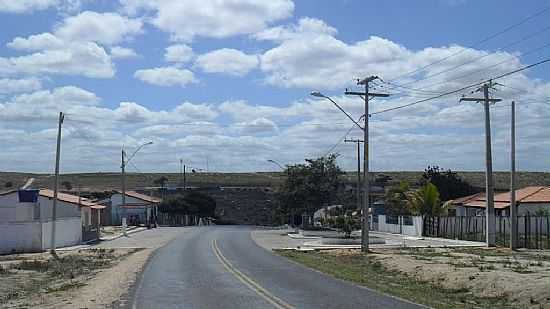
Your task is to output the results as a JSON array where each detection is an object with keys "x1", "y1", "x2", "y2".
[
  {"x1": 164, "y1": 44, "x2": 193, "y2": 63},
  {"x1": 195, "y1": 48, "x2": 258, "y2": 76},
  {"x1": 0, "y1": 78, "x2": 42, "y2": 94},
  {"x1": 134, "y1": 66, "x2": 197, "y2": 87},
  {"x1": 120, "y1": 0, "x2": 294, "y2": 41},
  {"x1": 234, "y1": 117, "x2": 278, "y2": 135},
  {"x1": 7, "y1": 33, "x2": 65, "y2": 51},
  {"x1": 0, "y1": 40, "x2": 115, "y2": 78},
  {"x1": 54, "y1": 11, "x2": 143, "y2": 45},
  {"x1": 0, "y1": 0, "x2": 57, "y2": 13},
  {"x1": 254, "y1": 17, "x2": 337, "y2": 42},
  {"x1": 110, "y1": 46, "x2": 138, "y2": 59},
  {"x1": 0, "y1": 0, "x2": 88, "y2": 14}
]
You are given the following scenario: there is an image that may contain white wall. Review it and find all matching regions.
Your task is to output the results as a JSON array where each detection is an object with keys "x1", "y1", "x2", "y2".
[
  {"x1": 41, "y1": 218, "x2": 82, "y2": 250},
  {"x1": 0, "y1": 221, "x2": 42, "y2": 254},
  {"x1": 377, "y1": 215, "x2": 423, "y2": 237},
  {"x1": 0, "y1": 193, "x2": 19, "y2": 222}
]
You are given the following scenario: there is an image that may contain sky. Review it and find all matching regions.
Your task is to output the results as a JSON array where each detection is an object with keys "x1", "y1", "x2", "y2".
[{"x1": 0, "y1": 0, "x2": 549, "y2": 174}]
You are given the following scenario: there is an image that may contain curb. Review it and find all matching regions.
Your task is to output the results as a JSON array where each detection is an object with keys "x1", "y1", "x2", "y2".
[{"x1": 100, "y1": 227, "x2": 148, "y2": 242}]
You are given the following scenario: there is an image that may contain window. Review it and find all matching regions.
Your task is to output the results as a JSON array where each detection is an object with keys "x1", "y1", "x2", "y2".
[
  {"x1": 386, "y1": 215, "x2": 398, "y2": 225},
  {"x1": 402, "y1": 215, "x2": 413, "y2": 226}
]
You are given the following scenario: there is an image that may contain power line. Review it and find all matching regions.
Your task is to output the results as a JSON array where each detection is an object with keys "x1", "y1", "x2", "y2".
[
  {"x1": 387, "y1": 24, "x2": 550, "y2": 91},
  {"x1": 371, "y1": 56, "x2": 550, "y2": 115},
  {"x1": 388, "y1": 5, "x2": 550, "y2": 82},
  {"x1": 322, "y1": 124, "x2": 357, "y2": 157}
]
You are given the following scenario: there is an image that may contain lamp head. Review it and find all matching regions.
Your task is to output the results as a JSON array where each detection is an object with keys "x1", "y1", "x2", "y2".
[{"x1": 310, "y1": 91, "x2": 325, "y2": 98}]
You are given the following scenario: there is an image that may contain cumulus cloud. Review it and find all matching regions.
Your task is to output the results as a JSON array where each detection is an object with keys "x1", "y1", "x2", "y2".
[
  {"x1": 0, "y1": 0, "x2": 57, "y2": 13},
  {"x1": 0, "y1": 78, "x2": 42, "y2": 94},
  {"x1": 134, "y1": 67, "x2": 197, "y2": 87},
  {"x1": 110, "y1": 46, "x2": 138, "y2": 59},
  {"x1": 164, "y1": 44, "x2": 193, "y2": 63},
  {"x1": 54, "y1": 11, "x2": 143, "y2": 45},
  {"x1": 195, "y1": 48, "x2": 259, "y2": 76},
  {"x1": 120, "y1": 0, "x2": 294, "y2": 41}
]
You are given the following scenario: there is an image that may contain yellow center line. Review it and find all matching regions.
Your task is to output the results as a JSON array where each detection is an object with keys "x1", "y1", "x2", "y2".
[{"x1": 211, "y1": 239, "x2": 295, "y2": 309}]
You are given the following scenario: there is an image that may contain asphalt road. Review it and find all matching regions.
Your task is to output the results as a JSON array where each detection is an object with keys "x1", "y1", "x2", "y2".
[{"x1": 131, "y1": 226, "x2": 426, "y2": 309}]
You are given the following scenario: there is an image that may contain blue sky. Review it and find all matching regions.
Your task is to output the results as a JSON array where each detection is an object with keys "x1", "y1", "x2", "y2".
[{"x1": 0, "y1": 0, "x2": 549, "y2": 173}]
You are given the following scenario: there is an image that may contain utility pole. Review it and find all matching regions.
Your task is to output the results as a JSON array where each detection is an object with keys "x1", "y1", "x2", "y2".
[
  {"x1": 346, "y1": 76, "x2": 389, "y2": 253},
  {"x1": 510, "y1": 101, "x2": 517, "y2": 250},
  {"x1": 50, "y1": 112, "x2": 64, "y2": 256},
  {"x1": 460, "y1": 81, "x2": 501, "y2": 247},
  {"x1": 121, "y1": 148, "x2": 127, "y2": 236},
  {"x1": 183, "y1": 164, "x2": 187, "y2": 191},
  {"x1": 344, "y1": 138, "x2": 363, "y2": 212},
  {"x1": 180, "y1": 158, "x2": 183, "y2": 187}
]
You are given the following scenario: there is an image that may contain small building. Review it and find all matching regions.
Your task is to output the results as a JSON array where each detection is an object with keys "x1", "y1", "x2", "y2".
[
  {"x1": 109, "y1": 191, "x2": 161, "y2": 226},
  {"x1": 0, "y1": 189, "x2": 104, "y2": 254},
  {"x1": 450, "y1": 186, "x2": 550, "y2": 216}
]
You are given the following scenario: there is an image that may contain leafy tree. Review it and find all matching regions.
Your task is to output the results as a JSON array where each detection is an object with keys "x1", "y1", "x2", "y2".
[
  {"x1": 406, "y1": 183, "x2": 443, "y2": 216},
  {"x1": 384, "y1": 181, "x2": 411, "y2": 215},
  {"x1": 61, "y1": 181, "x2": 72, "y2": 190},
  {"x1": 158, "y1": 191, "x2": 216, "y2": 217},
  {"x1": 4, "y1": 181, "x2": 13, "y2": 188},
  {"x1": 421, "y1": 166, "x2": 477, "y2": 201},
  {"x1": 153, "y1": 176, "x2": 169, "y2": 188},
  {"x1": 277, "y1": 154, "x2": 344, "y2": 225}
]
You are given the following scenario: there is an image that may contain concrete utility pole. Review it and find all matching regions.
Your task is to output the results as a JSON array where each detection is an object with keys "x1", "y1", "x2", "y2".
[
  {"x1": 510, "y1": 101, "x2": 518, "y2": 250},
  {"x1": 180, "y1": 158, "x2": 184, "y2": 187},
  {"x1": 344, "y1": 138, "x2": 363, "y2": 212},
  {"x1": 121, "y1": 141, "x2": 153, "y2": 236},
  {"x1": 460, "y1": 81, "x2": 501, "y2": 247},
  {"x1": 346, "y1": 76, "x2": 389, "y2": 253},
  {"x1": 50, "y1": 112, "x2": 64, "y2": 256},
  {"x1": 121, "y1": 148, "x2": 127, "y2": 236}
]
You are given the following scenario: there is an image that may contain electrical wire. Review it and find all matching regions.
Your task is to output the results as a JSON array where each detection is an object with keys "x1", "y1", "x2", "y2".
[
  {"x1": 388, "y1": 5, "x2": 550, "y2": 83},
  {"x1": 370, "y1": 56, "x2": 550, "y2": 115}
]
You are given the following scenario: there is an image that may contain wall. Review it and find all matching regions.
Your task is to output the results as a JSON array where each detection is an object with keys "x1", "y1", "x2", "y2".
[
  {"x1": 0, "y1": 193, "x2": 20, "y2": 222},
  {"x1": 41, "y1": 217, "x2": 82, "y2": 250},
  {"x1": 377, "y1": 215, "x2": 423, "y2": 237},
  {"x1": 0, "y1": 221, "x2": 42, "y2": 254},
  {"x1": 110, "y1": 194, "x2": 146, "y2": 225},
  {"x1": 38, "y1": 196, "x2": 81, "y2": 219}
]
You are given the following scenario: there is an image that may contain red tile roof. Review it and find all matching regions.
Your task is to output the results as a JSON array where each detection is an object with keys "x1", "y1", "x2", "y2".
[
  {"x1": 39, "y1": 189, "x2": 106, "y2": 209},
  {"x1": 115, "y1": 190, "x2": 161, "y2": 204},
  {"x1": 453, "y1": 186, "x2": 550, "y2": 209}
]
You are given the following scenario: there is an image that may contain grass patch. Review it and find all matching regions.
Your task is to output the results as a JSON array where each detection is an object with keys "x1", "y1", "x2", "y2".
[{"x1": 277, "y1": 250, "x2": 513, "y2": 309}]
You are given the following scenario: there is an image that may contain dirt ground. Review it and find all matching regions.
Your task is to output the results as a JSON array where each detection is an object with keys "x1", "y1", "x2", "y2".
[
  {"x1": 326, "y1": 247, "x2": 550, "y2": 308},
  {"x1": 0, "y1": 247, "x2": 151, "y2": 308}
]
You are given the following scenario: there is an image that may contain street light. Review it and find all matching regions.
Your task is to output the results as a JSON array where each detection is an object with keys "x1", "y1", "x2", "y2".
[
  {"x1": 121, "y1": 141, "x2": 153, "y2": 236},
  {"x1": 310, "y1": 92, "x2": 363, "y2": 130},
  {"x1": 267, "y1": 159, "x2": 285, "y2": 171}
]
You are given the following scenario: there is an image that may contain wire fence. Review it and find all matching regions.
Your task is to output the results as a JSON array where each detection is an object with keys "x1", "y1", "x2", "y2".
[{"x1": 423, "y1": 215, "x2": 550, "y2": 249}]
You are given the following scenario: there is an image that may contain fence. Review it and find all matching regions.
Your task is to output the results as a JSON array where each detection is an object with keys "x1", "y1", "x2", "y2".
[
  {"x1": 423, "y1": 215, "x2": 550, "y2": 249},
  {"x1": 157, "y1": 212, "x2": 199, "y2": 226}
]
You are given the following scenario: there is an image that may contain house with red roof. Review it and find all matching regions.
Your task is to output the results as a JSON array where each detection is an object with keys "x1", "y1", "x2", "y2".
[
  {"x1": 107, "y1": 190, "x2": 161, "y2": 226},
  {"x1": 0, "y1": 189, "x2": 105, "y2": 254},
  {"x1": 450, "y1": 186, "x2": 550, "y2": 216}
]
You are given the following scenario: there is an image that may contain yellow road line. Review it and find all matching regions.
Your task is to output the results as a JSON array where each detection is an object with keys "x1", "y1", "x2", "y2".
[{"x1": 211, "y1": 239, "x2": 295, "y2": 309}]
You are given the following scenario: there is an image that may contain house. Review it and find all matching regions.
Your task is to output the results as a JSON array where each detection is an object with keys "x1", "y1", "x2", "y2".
[
  {"x1": 450, "y1": 186, "x2": 550, "y2": 216},
  {"x1": 108, "y1": 191, "x2": 161, "y2": 226},
  {"x1": 0, "y1": 189, "x2": 105, "y2": 254}
]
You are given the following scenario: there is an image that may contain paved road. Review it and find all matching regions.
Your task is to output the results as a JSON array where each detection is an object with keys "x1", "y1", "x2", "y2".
[{"x1": 131, "y1": 226, "x2": 426, "y2": 309}]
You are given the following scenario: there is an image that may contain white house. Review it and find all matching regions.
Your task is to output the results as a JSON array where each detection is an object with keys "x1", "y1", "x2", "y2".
[
  {"x1": 109, "y1": 191, "x2": 160, "y2": 226},
  {"x1": 450, "y1": 186, "x2": 550, "y2": 216},
  {"x1": 0, "y1": 189, "x2": 104, "y2": 254}
]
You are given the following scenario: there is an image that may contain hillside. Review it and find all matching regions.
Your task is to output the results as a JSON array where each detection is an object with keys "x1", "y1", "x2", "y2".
[{"x1": 1, "y1": 171, "x2": 549, "y2": 192}]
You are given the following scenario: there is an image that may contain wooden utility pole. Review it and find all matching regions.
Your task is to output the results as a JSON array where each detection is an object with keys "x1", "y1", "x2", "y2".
[
  {"x1": 510, "y1": 101, "x2": 518, "y2": 250},
  {"x1": 346, "y1": 76, "x2": 389, "y2": 253},
  {"x1": 344, "y1": 138, "x2": 363, "y2": 212},
  {"x1": 50, "y1": 112, "x2": 64, "y2": 256},
  {"x1": 460, "y1": 81, "x2": 501, "y2": 247}
]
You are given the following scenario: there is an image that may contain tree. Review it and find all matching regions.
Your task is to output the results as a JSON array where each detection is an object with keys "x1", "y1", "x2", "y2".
[
  {"x1": 384, "y1": 181, "x2": 411, "y2": 215},
  {"x1": 4, "y1": 181, "x2": 13, "y2": 188},
  {"x1": 61, "y1": 181, "x2": 72, "y2": 191},
  {"x1": 406, "y1": 183, "x2": 443, "y2": 216},
  {"x1": 421, "y1": 166, "x2": 477, "y2": 201},
  {"x1": 277, "y1": 154, "x2": 344, "y2": 225},
  {"x1": 153, "y1": 176, "x2": 169, "y2": 188},
  {"x1": 158, "y1": 191, "x2": 216, "y2": 217}
]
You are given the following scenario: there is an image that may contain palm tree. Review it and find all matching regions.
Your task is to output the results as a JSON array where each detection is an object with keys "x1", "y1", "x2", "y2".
[{"x1": 405, "y1": 182, "x2": 442, "y2": 216}]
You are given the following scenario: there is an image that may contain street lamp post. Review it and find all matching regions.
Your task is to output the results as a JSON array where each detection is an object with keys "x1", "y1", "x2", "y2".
[
  {"x1": 121, "y1": 141, "x2": 153, "y2": 236},
  {"x1": 267, "y1": 159, "x2": 294, "y2": 227},
  {"x1": 311, "y1": 83, "x2": 389, "y2": 254}
]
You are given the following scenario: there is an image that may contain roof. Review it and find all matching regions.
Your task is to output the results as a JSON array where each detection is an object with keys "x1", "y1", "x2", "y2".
[
  {"x1": 39, "y1": 189, "x2": 106, "y2": 209},
  {"x1": 452, "y1": 186, "x2": 550, "y2": 209},
  {"x1": 114, "y1": 190, "x2": 161, "y2": 203},
  {"x1": 120, "y1": 202, "x2": 155, "y2": 209}
]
